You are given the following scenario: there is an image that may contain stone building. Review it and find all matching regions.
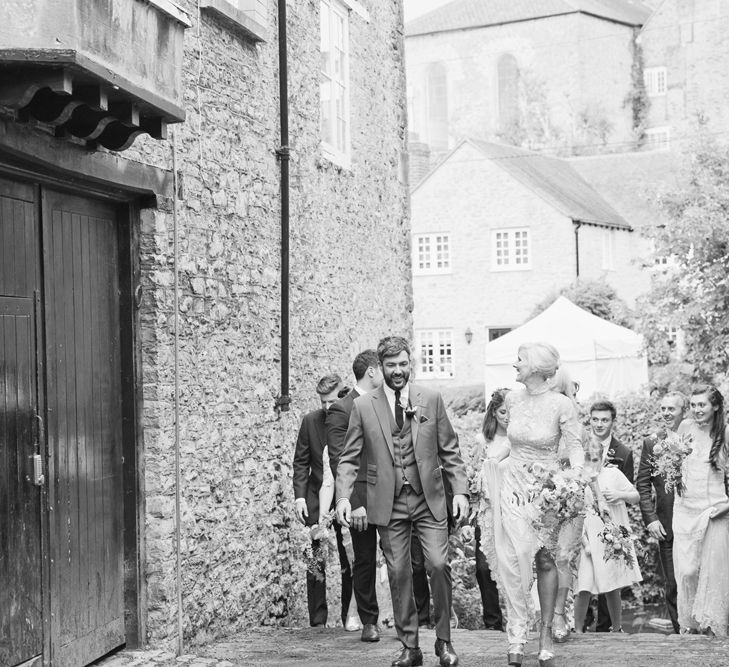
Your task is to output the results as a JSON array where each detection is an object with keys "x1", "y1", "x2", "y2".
[
  {"x1": 405, "y1": 0, "x2": 652, "y2": 169},
  {"x1": 638, "y1": 0, "x2": 729, "y2": 151},
  {"x1": 0, "y1": 1, "x2": 409, "y2": 665},
  {"x1": 410, "y1": 139, "x2": 650, "y2": 388}
]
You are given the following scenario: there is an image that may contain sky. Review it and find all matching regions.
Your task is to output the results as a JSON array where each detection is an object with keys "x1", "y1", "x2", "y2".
[{"x1": 403, "y1": 0, "x2": 452, "y2": 22}]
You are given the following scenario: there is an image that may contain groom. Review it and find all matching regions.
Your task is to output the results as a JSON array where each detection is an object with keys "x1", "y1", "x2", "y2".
[{"x1": 336, "y1": 336, "x2": 469, "y2": 667}]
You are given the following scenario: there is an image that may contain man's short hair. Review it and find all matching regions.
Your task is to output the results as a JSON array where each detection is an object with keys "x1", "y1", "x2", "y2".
[
  {"x1": 316, "y1": 373, "x2": 342, "y2": 396},
  {"x1": 590, "y1": 400, "x2": 616, "y2": 419},
  {"x1": 664, "y1": 390, "x2": 689, "y2": 411},
  {"x1": 377, "y1": 336, "x2": 411, "y2": 364},
  {"x1": 352, "y1": 349, "x2": 379, "y2": 381}
]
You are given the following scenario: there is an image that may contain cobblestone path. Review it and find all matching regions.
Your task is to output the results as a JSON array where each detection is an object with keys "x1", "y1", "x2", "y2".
[{"x1": 94, "y1": 626, "x2": 729, "y2": 667}]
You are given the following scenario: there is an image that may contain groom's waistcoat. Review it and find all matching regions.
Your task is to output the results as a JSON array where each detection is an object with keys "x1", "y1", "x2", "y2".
[{"x1": 388, "y1": 406, "x2": 423, "y2": 495}]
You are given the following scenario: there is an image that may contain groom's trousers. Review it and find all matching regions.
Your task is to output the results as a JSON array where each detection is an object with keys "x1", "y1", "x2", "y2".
[{"x1": 377, "y1": 486, "x2": 451, "y2": 648}]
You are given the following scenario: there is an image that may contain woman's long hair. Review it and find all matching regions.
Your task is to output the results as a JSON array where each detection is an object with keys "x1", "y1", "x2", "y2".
[
  {"x1": 692, "y1": 384, "x2": 727, "y2": 471},
  {"x1": 482, "y1": 388, "x2": 510, "y2": 442}
]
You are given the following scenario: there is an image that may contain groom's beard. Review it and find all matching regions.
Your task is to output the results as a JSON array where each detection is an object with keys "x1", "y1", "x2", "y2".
[{"x1": 384, "y1": 370, "x2": 410, "y2": 391}]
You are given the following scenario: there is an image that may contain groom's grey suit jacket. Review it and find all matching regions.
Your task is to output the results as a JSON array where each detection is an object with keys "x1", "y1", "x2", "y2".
[{"x1": 335, "y1": 383, "x2": 468, "y2": 526}]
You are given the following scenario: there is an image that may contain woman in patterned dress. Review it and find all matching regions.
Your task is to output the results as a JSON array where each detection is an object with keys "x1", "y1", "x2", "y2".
[{"x1": 480, "y1": 342, "x2": 584, "y2": 667}]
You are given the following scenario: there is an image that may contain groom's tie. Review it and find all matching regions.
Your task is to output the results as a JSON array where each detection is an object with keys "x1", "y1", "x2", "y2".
[{"x1": 395, "y1": 389, "x2": 404, "y2": 430}]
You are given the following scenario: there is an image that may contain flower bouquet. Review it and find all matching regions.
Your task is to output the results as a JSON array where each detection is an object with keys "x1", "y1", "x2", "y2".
[
  {"x1": 597, "y1": 513, "x2": 636, "y2": 569},
  {"x1": 526, "y1": 463, "x2": 588, "y2": 546},
  {"x1": 302, "y1": 513, "x2": 338, "y2": 582},
  {"x1": 651, "y1": 431, "x2": 693, "y2": 494}
]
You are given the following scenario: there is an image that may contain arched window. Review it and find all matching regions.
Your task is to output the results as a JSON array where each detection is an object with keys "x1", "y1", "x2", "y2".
[
  {"x1": 498, "y1": 53, "x2": 519, "y2": 129},
  {"x1": 427, "y1": 62, "x2": 448, "y2": 151}
]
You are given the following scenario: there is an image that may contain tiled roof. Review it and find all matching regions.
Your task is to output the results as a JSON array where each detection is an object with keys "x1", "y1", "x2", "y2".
[
  {"x1": 405, "y1": 0, "x2": 652, "y2": 36},
  {"x1": 467, "y1": 139, "x2": 632, "y2": 229},
  {"x1": 569, "y1": 150, "x2": 679, "y2": 230}
]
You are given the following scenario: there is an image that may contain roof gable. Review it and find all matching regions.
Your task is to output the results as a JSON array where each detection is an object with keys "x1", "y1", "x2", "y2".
[
  {"x1": 406, "y1": 0, "x2": 652, "y2": 37},
  {"x1": 464, "y1": 139, "x2": 631, "y2": 229}
]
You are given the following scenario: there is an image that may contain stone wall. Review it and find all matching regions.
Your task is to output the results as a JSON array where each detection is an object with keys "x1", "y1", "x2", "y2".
[
  {"x1": 406, "y1": 12, "x2": 637, "y2": 159},
  {"x1": 640, "y1": 0, "x2": 729, "y2": 149},
  {"x1": 121, "y1": 0, "x2": 410, "y2": 647}
]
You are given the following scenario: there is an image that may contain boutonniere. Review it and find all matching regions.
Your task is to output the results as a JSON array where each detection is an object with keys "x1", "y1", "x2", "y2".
[
  {"x1": 607, "y1": 448, "x2": 616, "y2": 458},
  {"x1": 403, "y1": 404, "x2": 417, "y2": 419}
]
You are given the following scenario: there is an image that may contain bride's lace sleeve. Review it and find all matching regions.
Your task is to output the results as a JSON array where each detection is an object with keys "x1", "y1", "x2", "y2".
[{"x1": 559, "y1": 396, "x2": 584, "y2": 472}]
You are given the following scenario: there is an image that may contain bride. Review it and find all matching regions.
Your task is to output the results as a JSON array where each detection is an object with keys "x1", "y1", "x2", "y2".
[
  {"x1": 479, "y1": 342, "x2": 584, "y2": 667},
  {"x1": 673, "y1": 385, "x2": 729, "y2": 636}
]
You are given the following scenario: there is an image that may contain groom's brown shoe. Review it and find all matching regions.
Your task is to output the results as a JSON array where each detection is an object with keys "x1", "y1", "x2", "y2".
[
  {"x1": 361, "y1": 623, "x2": 380, "y2": 642},
  {"x1": 434, "y1": 639, "x2": 459, "y2": 666},
  {"x1": 391, "y1": 646, "x2": 423, "y2": 667}
]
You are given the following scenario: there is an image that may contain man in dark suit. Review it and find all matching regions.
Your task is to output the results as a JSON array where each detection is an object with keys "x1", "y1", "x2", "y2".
[
  {"x1": 293, "y1": 373, "x2": 350, "y2": 627},
  {"x1": 636, "y1": 391, "x2": 686, "y2": 634},
  {"x1": 336, "y1": 336, "x2": 469, "y2": 667},
  {"x1": 326, "y1": 349, "x2": 384, "y2": 641},
  {"x1": 589, "y1": 399, "x2": 634, "y2": 632}
]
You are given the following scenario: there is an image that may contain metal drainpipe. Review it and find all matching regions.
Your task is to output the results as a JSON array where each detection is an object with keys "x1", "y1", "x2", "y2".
[
  {"x1": 276, "y1": 0, "x2": 291, "y2": 414},
  {"x1": 573, "y1": 220, "x2": 582, "y2": 278},
  {"x1": 171, "y1": 129, "x2": 183, "y2": 655}
]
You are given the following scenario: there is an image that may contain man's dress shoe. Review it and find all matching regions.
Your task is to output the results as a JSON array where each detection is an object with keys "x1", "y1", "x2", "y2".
[
  {"x1": 434, "y1": 638, "x2": 459, "y2": 667},
  {"x1": 391, "y1": 646, "x2": 423, "y2": 667},
  {"x1": 361, "y1": 623, "x2": 380, "y2": 642}
]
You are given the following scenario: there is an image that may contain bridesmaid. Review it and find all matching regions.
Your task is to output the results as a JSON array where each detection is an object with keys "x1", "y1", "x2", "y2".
[
  {"x1": 472, "y1": 389, "x2": 510, "y2": 631},
  {"x1": 673, "y1": 385, "x2": 729, "y2": 636}
]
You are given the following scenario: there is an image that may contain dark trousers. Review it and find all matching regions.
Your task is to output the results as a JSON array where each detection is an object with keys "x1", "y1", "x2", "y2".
[
  {"x1": 596, "y1": 593, "x2": 611, "y2": 632},
  {"x1": 307, "y1": 521, "x2": 353, "y2": 626},
  {"x1": 350, "y1": 522, "x2": 380, "y2": 625},
  {"x1": 658, "y1": 537, "x2": 679, "y2": 633},
  {"x1": 378, "y1": 487, "x2": 451, "y2": 648},
  {"x1": 475, "y1": 525, "x2": 503, "y2": 630},
  {"x1": 411, "y1": 532, "x2": 431, "y2": 626}
]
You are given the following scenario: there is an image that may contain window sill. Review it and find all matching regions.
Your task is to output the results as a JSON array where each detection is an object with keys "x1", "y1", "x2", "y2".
[
  {"x1": 491, "y1": 266, "x2": 532, "y2": 272},
  {"x1": 319, "y1": 146, "x2": 352, "y2": 172},
  {"x1": 413, "y1": 270, "x2": 452, "y2": 276},
  {"x1": 200, "y1": 0, "x2": 268, "y2": 42}
]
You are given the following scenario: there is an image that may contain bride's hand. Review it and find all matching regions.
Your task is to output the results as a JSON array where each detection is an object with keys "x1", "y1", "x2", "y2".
[{"x1": 710, "y1": 501, "x2": 729, "y2": 520}]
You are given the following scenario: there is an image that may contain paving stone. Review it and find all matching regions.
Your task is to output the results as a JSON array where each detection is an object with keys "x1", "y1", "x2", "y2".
[{"x1": 95, "y1": 626, "x2": 729, "y2": 667}]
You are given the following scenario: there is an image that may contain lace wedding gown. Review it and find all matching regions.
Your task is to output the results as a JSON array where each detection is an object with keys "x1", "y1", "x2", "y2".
[
  {"x1": 479, "y1": 386, "x2": 584, "y2": 647},
  {"x1": 673, "y1": 420, "x2": 729, "y2": 635}
]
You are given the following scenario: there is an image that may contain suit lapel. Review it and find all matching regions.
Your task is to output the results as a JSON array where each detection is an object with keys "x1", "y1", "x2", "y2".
[
  {"x1": 371, "y1": 387, "x2": 395, "y2": 460},
  {"x1": 411, "y1": 385, "x2": 422, "y2": 448}
]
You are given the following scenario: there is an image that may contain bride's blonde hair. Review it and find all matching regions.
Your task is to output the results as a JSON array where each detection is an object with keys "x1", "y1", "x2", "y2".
[{"x1": 518, "y1": 342, "x2": 560, "y2": 380}]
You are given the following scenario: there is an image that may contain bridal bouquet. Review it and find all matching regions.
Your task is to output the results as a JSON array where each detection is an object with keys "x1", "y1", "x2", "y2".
[
  {"x1": 526, "y1": 463, "x2": 587, "y2": 543},
  {"x1": 651, "y1": 431, "x2": 693, "y2": 494},
  {"x1": 597, "y1": 513, "x2": 636, "y2": 568},
  {"x1": 302, "y1": 515, "x2": 338, "y2": 582}
]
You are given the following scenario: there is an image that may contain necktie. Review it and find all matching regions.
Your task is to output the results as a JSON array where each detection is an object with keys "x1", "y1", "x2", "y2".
[{"x1": 395, "y1": 390, "x2": 404, "y2": 430}]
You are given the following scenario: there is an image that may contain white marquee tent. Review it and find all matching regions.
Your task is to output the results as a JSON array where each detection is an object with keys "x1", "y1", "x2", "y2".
[{"x1": 484, "y1": 296, "x2": 649, "y2": 399}]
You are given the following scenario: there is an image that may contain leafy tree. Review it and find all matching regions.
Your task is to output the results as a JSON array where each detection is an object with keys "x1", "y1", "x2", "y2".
[
  {"x1": 638, "y1": 134, "x2": 729, "y2": 382},
  {"x1": 529, "y1": 279, "x2": 634, "y2": 327}
]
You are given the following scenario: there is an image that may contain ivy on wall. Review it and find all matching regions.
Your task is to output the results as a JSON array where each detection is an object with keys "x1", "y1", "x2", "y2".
[{"x1": 624, "y1": 28, "x2": 650, "y2": 147}]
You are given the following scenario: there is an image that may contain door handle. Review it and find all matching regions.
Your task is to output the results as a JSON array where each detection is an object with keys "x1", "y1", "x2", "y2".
[{"x1": 26, "y1": 454, "x2": 45, "y2": 486}]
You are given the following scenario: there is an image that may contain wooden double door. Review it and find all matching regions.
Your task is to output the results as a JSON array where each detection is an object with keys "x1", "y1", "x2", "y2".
[{"x1": 1, "y1": 175, "x2": 129, "y2": 666}]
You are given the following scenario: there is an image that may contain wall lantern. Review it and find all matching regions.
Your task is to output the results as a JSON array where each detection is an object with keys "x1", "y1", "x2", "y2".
[{"x1": 465, "y1": 327, "x2": 473, "y2": 345}]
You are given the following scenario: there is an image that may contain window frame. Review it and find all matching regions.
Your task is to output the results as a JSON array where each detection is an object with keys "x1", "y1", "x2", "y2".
[
  {"x1": 487, "y1": 327, "x2": 512, "y2": 342},
  {"x1": 320, "y1": 0, "x2": 351, "y2": 168},
  {"x1": 644, "y1": 126, "x2": 670, "y2": 151},
  {"x1": 413, "y1": 232, "x2": 451, "y2": 275},
  {"x1": 416, "y1": 329, "x2": 454, "y2": 380},
  {"x1": 643, "y1": 66, "x2": 667, "y2": 97},
  {"x1": 491, "y1": 227, "x2": 531, "y2": 272}
]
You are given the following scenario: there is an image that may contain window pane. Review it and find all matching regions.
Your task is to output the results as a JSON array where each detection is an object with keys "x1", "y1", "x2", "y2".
[{"x1": 320, "y1": 76, "x2": 333, "y2": 145}]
